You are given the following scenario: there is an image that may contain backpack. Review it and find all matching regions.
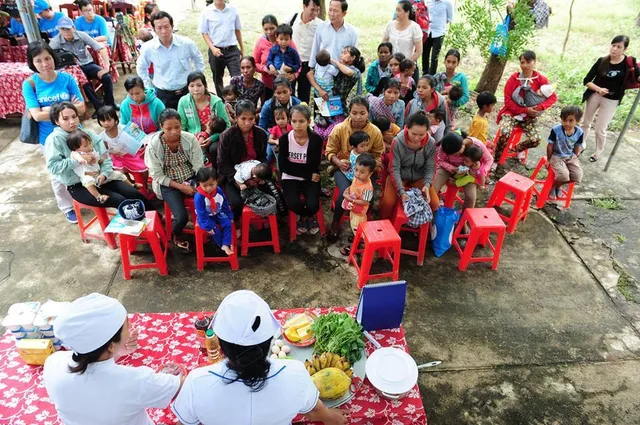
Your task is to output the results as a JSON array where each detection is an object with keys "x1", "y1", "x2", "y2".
[
  {"x1": 412, "y1": 0, "x2": 430, "y2": 42},
  {"x1": 625, "y1": 56, "x2": 640, "y2": 90}
]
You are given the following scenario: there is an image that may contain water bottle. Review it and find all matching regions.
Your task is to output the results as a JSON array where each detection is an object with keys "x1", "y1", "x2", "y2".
[{"x1": 205, "y1": 329, "x2": 221, "y2": 363}]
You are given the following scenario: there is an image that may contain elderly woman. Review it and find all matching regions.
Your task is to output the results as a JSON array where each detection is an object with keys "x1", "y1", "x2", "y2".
[
  {"x1": 325, "y1": 96, "x2": 384, "y2": 242},
  {"x1": 23, "y1": 41, "x2": 86, "y2": 223},
  {"x1": 217, "y1": 100, "x2": 269, "y2": 220},
  {"x1": 171, "y1": 290, "x2": 347, "y2": 425},
  {"x1": 43, "y1": 293, "x2": 183, "y2": 425},
  {"x1": 145, "y1": 108, "x2": 204, "y2": 251},
  {"x1": 46, "y1": 102, "x2": 149, "y2": 210}
]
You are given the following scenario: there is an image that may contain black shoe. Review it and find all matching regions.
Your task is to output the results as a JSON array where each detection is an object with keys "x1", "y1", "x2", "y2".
[
  {"x1": 327, "y1": 232, "x2": 339, "y2": 244},
  {"x1": 113, "y1": 103, "x2": 120, "y2": 111}
]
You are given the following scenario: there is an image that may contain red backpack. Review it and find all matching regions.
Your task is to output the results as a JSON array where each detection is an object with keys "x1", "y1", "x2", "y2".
[
  {"x1": 625, "y1": 56, "x2": 640, "y2": 90},
  {"x1": 412, "y1": 0, "x2": 430, "y2": 42}
]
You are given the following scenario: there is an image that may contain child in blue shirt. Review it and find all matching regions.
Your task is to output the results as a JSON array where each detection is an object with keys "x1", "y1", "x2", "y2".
[
  {"x1": 546, "y1": 106, "x2": 584, "y2": 200},
  {"x1": 194, "y1": 167, "x2": 234, "y2": 256},
  {"x1": 267, "y1": 24, "x2": 301, "y2": 79},
  {"x1": 344, "y1": 131, "x2": 371, "y2": 181}
]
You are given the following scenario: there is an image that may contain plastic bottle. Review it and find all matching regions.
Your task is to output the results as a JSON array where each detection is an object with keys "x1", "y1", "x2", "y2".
[
  {"x1": 194, "y1": 314, "x2": 210, "y2": 354},
  {"x1": 205, "y1": 329, "x2": 221, "y2": 363}
]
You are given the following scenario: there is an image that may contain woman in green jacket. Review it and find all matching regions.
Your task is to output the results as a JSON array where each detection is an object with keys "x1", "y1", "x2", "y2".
[
  {"x1": 45, "y1": 101, "x2": 150, "y2": 210},
  {"x1": 177, "y1": 72, "x2": 230, "y2": 167}
]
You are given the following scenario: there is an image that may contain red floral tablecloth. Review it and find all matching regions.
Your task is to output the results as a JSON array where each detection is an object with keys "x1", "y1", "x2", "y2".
[
  {"x1": 0, "y1": 63, "x2": 89, "y2": 119},
  {"x1": 8, "y1": 44, "x2": 120, "y2": 82},
  {"x1": 0, "y1": 307, "x2": 427, "y2": 425}
]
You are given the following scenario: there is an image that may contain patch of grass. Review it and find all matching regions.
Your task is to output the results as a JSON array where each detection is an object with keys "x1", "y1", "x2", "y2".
[
  {"x1": 614, "y1": 263, "x2": 640, "y2": 304},
  {"x1": 614, "y1": 233, "x2": 627, "y2": 243},
  {"x1": 591, "y1": 198, "x2": 623, "y2": 210}
]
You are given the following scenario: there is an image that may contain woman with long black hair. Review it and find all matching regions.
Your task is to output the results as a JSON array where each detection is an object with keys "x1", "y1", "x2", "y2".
[{"x1": 171, "y1": 290, "x2": 348, "y2": 425}]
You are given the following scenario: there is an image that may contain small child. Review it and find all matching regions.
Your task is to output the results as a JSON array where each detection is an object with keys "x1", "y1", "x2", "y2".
[
  {"x1": 120, "y1": 76, "x2": 166, "y2": 134},
  {"x1": 267, "y1": 24, "x2": 301, "y2": 78},
  {"x1": 468, "y1": 91, "x2": 497, "y2": 147},
  {"x1": 447, "y1": 85, "x2": 463, "y2": 105},
  {"x1": 372, "y1": 116, "x2": 400, "y2": 178},
  {"x1": 268, "y1": 107, "x2": 293, "y2": 156},
  {"x1": 512, "y1": 80, "x2": 555, "y2": 121},
  {"x1": 340, "y1": 153, "x2": 376, "y2": 256},
  {"x1": 546, "y1": 105, "x2": 584, "y2": 202},
  {"x1": 345, "y1": 131, "x2": 371, "y2": 181},
  {"x1": 67, "y1": 130, "x2": 133, "y2": 204},
  {"x1": 366, "y1": 42, "x2": 392, "y2": 95},
  {"x1": 312, "y1": 49, "x2": 339, "y2": 97},
  {"x1": 397, "y1": 59, "x2": 416, "y2": 102},
  {"x1": 234, "y1": 160, "x2": 287, "y2": 214},
  {"x1": 196, "y1": 116, "x2": 227, "y2": 165},
  {"x1": 457, "y1": 145, "x2": 485, "y2": 187},
  {"x1": 194, "y1": 167, "x2": 234, "y2": 255},
  {"x1": 222, "y1": 85, "x2": 239, "y2": 126},
  {"x1": 428, "y1": 109, "x2": 446, "y2": 145},
  {"x1": 96, "y1": 106, "x2": 148, "y2": 192},
  {"x1": 389, "y1": 52, "x2": 404, "y2": 77}
]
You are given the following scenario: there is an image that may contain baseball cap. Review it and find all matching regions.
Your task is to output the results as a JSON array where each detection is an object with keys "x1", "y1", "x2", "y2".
[
  {"x1": 118, "y1": 199, "x2": 146, "y2": 221},
  {"x1": 33, "y1": 0, "x2": 51, "y2": 14},
  {"x1": 212, "y1": 290, "x2": 281, "y2": 346},
  {"x1": 56, "y1": 16, "x2": 74, "y2": 29},
  {"x1": 53, "y1": 293, "x2": 128, "y2": 355}
]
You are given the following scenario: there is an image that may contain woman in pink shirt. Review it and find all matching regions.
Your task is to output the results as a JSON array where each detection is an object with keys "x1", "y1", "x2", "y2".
[
  {"x1": 434, "y1": 131, "x2": 493, "y2": 210},
  {"x1": 253, "y1": 15, "x2": 299, "y2": 102}
]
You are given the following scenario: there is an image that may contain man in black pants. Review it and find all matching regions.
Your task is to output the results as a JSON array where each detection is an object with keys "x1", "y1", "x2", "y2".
[
  {"x1": 422, "y1": 0, "x2": 453, "y2": 75},
  {"x1": 200, "y1": 0, "x2": 244, "y2": 97},
  {"x1": 49, "y1": 16, "x2": 117, "y2": 116},
  {"x1": 288, "y1": 0, "x2": 322, "y2": 104}
]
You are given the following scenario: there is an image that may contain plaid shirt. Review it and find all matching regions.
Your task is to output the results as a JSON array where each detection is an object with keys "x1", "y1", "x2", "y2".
[
  {"x1": 162, "y1": 138, "x2": 194, "y2": 183},
  {"x1": 333, "y1": 65, "x2": 362, "y2": 112},
  {"x1": 403, "y1": 188, "x2": 432, "y2": 228}
]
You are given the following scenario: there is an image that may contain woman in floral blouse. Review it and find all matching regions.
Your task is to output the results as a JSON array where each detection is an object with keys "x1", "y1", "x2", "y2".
[{"x1": 230, "y1": 56, "x2": 265, "y2": 111}]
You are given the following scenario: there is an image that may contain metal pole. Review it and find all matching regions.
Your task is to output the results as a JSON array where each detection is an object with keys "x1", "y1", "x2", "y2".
[
  {"x1": 604, "y1": 90, "x2": 640, "y2": 172},
  {"x1": 16, "y1": 0, "x2": 42, "y2": 43}
]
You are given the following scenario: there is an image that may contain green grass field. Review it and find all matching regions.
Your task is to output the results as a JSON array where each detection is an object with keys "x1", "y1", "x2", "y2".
[{"x1": 179, "y1": 0, "x2": 640, "y2": 130}]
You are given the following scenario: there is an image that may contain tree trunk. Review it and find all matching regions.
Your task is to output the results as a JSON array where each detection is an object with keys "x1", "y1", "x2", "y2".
[
  {"x1": 561, "y1": 0, "x2": 576, "y2": 59},
  {"x1": 319, "y1": 0, "x2": 326, "y2": 20},
  {"x1": 636, "y1": 12, "x2": 640, "y2": 27},
  {"x1": 475, "y1": 55, "x2": 507, "y2": 93}
]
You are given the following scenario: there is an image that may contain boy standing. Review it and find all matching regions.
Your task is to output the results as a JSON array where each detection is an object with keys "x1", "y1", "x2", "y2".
[
  {"x1": 340, "y1": 153, "x2": 376, "y2": 255},
  {"x1": 267, "y1": 24, "x2": 301, "y2": 79},
  {"x1": 468, "y1": 91, "x2": 497, "y2": 146},
  {"x1": 546, "y1": 106, "x2": 584, "y2": 201}
]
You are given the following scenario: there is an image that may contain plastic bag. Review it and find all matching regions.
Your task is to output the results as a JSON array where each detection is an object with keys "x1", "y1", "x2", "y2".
[
  {"x1": 489, "y1": 14, "x2": 511, "y2": 58},
  {"x1": 430, "y1": 207, "x2": 460, "y2": 257}
]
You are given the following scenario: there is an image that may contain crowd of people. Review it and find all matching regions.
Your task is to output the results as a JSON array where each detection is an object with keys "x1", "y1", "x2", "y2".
[{"x1": 16, "y1": 0, "x2": 640, "y2": 257}]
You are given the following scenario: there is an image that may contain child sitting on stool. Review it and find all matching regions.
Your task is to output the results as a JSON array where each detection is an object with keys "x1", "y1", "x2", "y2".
[
  {"x1": 194, "y1": 167, "x2": 234, "y2": 255},
  {"x1": 67, "y1": 130, "x2": 137, "y2": 204},
  {"x1": 546, "y1": 105, "x2": 584, "y2": 202}
]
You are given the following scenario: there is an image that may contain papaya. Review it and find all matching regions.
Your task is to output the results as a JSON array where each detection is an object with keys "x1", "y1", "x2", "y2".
[{"x1": 311, "y1": 367, "x2": 351, "y2": 400}]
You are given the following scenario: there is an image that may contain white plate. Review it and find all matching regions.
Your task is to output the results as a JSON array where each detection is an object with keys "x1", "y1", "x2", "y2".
[
  {"x1": 365, "y1": 347, "x2": 417, "y2": 395},
  {"x1": 273, "y1": 332, "x2": 366, "y2": 408}
]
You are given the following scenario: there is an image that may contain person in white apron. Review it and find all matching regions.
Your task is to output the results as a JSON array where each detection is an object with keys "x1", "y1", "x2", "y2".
[
  {"x1": 171, "y1": 290, "x2": 348, "y2": 425},
  {"x1": 43, "y1": 293, "x2": 183, "y2": 425}
]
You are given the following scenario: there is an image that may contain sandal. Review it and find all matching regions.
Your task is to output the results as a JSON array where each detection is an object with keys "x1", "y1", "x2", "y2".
[
  {"x1": 173, "y1": 239, "x2": 190, "y2": 252},
  {"x1": 96, "y1": 194, "x2": 109, "y2": 204},
  {"x1": 589, "y1": 156, "x2": 598, "y2": 162},
  {"x1": 340, "y1": 246, "x2": 351, "y2": 256}
]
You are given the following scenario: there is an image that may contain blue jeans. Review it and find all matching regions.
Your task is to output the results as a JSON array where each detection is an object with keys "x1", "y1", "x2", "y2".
[{"x1": 266, "y1": 144, "x2": 279, "y2": 166}]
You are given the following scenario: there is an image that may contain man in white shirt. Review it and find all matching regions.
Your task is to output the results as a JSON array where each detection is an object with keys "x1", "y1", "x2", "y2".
[
  {"x1": 424, "y1": 0, "x2": 454, "y2": 75},
  {"x1": 136, "y1": 11, "x2": 205, "y2": 109},
  {"x1": 286, "y1": 0, "x2": 321, "y2": 103},
  {"x1": 308, "y1": 0, "x2": 358, "y2": 68},
  {"x1": 199, "y1": 0, "x2": 244, "y2": 97}
]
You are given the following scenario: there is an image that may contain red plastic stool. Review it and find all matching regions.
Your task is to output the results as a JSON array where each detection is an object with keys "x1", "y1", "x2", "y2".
[
  {"x1": 495, "y1": 126, "x2": 528, "y2": 165},
  {"x1": 530, "y1": 157, "x2": 575, "y2": 209},
  {"x1": 73, "y1": 200, "x2": 117, "y2": 249},
  {"x1": 348, "y1": 220, "x2": 401, "y2": 288},
  {"x1": 487, "y1": 172, "x2": 535, "y2": 234},
  {"x1": 241, "y1": 206, "x2": 281, "y2": 256},
  {"x1": 442, "y1": 183, "x2": 464, "y2": 208},
  {"x1": 288, "y1": 200, "x2": 327, "y2": 242},
  {"x1": 452, "y1": 208, "x2": 506, "y2": 271},
  {"x1": 195, "y1": 221, "x2": 239, "y2": 271},
  {"x1": 119, "y1": 211, "x2": 168, "y2": 279},
  {"x1": 392, "y1": 204, "x2": 430, "y2": 266},
  {"x1": 164, "y1": 197, "x2": 196, "y2": 242}
]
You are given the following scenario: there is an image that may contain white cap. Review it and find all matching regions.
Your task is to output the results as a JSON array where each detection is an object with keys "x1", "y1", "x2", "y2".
[
  {"x1": 212, "y1": 290, "x2": 281, "y2": 346},
  {"x1": 53, "y1": 293, "x2": 127, "y2": 355}
]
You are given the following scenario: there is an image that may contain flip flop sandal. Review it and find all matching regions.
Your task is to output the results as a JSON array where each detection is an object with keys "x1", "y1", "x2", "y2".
[
  {"x1": 134, "y1": 183, "x2": 144, "y2": 189},
  {"x1": 340, "y1": 246, "x2": 351, "y2": 256},
  {"x1": 173, "y1": 239, "x2": 190, "y2": 252},
  {"x1": 589, "y1": 156, "x2": 598, "y2": 162},
  {"x1": 96, "y1": 194, "x2": 109, "y2": 204}
]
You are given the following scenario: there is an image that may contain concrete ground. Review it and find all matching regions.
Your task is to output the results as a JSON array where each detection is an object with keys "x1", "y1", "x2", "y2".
[{"x1": 3, "y1": 3, "x2": 640, "y2": 423}]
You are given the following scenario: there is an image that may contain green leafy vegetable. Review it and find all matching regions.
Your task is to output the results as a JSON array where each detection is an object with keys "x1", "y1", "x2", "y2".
[{"x1": 311, "y1": 312, "x2": 365, "y2": 363}]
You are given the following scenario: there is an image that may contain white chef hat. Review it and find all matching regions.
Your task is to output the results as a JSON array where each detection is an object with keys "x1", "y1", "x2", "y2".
[
  {"x1": 212, "y1": 290, "x2": 281, "y2": 347},
  {"x1": 53, "y1": 293, "x2": 127, "y2": 355}
]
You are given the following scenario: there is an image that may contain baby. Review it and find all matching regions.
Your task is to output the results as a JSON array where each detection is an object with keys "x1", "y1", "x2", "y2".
[
  {"x1": 222, "y1": 85, "x2": 239, "y2": 125},
  {"x1": 428, "y1": 109, "x2": 446, "y2": 145},
  {"x1": 313, "y1": 49, "x2": 339, "y2": 97},
  {"x1": 67, "y1": 130, "x2": 134, "y2": 203},
  {"x1": 234, "y1": 159, "x2": 286, "y2": 214},
  {"x1": 513, "y1": 80, "x2": 555, "y2": 121}
]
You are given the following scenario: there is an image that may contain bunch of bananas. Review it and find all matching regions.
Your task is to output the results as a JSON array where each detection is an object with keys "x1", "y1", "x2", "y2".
[{"x1": 305, "y1": 352, "x2": 353, "y2": 377}]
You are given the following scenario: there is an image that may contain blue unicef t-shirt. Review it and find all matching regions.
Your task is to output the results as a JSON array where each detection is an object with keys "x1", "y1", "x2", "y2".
[
  {"x1": 38, "y1": 12, "x2": 65, "y2": 37},
  {"x1": 23, "y1": 72, "x2": 84, "y2": 144},
  {"x1": 10, "y1": 18, "x2": 25, "y2": 37},
  {"x1": 74, "y1": 15, "x2": 109, "y2": 40}
]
